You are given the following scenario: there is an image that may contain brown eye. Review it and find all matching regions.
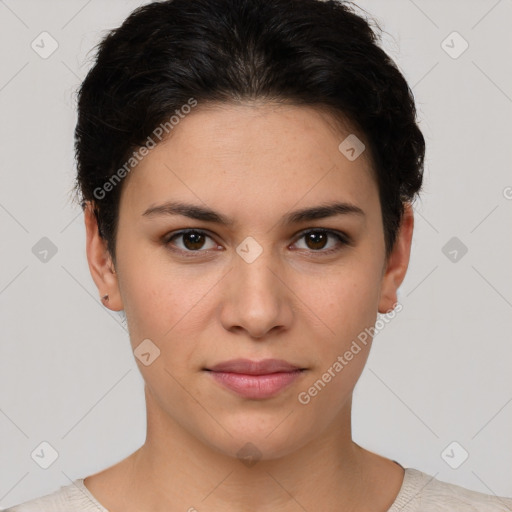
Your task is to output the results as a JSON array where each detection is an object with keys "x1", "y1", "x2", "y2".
[
  {"x1": 165, "y1": 230, "x2": 217, "y2": 252},
  {"x1": 304, "y1": 231, "x2": 329, "y2": 250},
  {"x1": 293, "y1": 229, "x2": 349, "y2": 254},
  {"x1": 181, "y1": 232, "x2": 206, "y2": 250}
]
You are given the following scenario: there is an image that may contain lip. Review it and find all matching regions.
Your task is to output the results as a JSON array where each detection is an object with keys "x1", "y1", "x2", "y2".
[
  {"x1": 204, "y1": 359, "x2": 306, "y2": 400},
  {"x1": 206, "y1": 358, "x2": 303, "y2": 375}
]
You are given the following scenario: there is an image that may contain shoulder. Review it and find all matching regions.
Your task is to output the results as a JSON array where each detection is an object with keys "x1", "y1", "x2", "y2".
[
  {"x1": 390, "y1": 467, "x2": 512, "y2": 512},
  {"x1": 2, "y1": 479, "x2": 108, "y2": 512}
]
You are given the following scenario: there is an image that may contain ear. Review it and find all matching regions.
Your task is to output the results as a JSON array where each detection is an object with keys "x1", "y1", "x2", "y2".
[
  {"x1": 84, "y1": 201, "x2": 123, "y2": 311},
  {"x1": 377, "y1": 203, "x2": 414, "y2": 314}
]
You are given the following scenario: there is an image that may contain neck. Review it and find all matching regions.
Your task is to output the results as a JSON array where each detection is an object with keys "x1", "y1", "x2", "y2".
[{"x1": 119, "y1": 386, "x2": 379, "y2": 512}]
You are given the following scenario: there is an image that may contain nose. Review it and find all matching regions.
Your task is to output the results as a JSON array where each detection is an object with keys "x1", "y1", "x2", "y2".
[{"x1": 219, "y1": 249, "x2": 294, "y2": 339}]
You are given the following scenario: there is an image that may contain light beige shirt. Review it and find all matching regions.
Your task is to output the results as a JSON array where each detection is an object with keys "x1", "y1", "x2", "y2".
[{"x1": 3, "y1": 468, "x2": 512, "y2": 511}]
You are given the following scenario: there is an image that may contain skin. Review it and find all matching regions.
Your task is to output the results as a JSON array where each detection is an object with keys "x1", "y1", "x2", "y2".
[{"x1": 83, "y1": 102, "x2": 414, "y2": 512}]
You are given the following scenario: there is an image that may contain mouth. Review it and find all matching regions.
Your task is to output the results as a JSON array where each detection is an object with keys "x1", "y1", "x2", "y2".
[
  {"x1": 204, "y1": 358, "x2": 306, "y2": 375},
  {"x1": 204, "y1": 359, "x2": 307, "y2": 399}
]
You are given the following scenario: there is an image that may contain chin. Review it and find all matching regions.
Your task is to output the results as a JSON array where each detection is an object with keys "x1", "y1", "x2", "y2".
[{"x1": 198, "y1": 418, "x2": 314, "y2": 463}]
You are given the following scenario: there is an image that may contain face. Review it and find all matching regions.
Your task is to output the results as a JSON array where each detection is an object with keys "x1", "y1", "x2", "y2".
[{"x1": 85, "y1": 102, "x2": 413, "y2": 460}]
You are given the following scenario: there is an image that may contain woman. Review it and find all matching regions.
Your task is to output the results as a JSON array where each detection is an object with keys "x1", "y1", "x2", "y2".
[{"x1": 6, "y1": 0, "x2": 512, "y2": 510}]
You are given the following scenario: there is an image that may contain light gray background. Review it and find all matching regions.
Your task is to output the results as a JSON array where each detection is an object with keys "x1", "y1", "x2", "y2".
[{"x1": 1, "y1": 0, "x2": 511, "y2": 508}]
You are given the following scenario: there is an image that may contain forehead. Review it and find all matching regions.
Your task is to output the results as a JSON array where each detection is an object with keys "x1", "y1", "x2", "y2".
[{"x1": 118, "y1": 102, "x2": 378, "y2": 222}]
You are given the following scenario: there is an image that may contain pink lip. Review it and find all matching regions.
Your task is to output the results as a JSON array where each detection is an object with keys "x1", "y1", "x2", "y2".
[{"x1": 205, "y1": 359, "x2": 306, "y2": 399}]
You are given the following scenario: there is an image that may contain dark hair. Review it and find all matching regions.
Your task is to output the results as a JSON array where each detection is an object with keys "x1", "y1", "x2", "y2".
[{"x1": 73, "y1": 0, "x2": 425, "y2": 265}]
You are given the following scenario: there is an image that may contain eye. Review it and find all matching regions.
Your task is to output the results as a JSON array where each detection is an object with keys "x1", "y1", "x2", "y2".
[
  {"x1": 164, "y1": 229, "x2": 219, "y2": 254},
  {"x1": 292, "y1": 229, "x2": 350, "y2": 254}
]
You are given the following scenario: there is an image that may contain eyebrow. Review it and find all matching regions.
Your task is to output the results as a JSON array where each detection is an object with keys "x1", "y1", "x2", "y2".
[{"x1": 142, "y1": 200, "x2": 365, "y2": 225}]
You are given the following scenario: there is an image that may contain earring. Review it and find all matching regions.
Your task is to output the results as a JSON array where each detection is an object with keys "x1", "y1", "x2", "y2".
[{"x1": 101, "y1": 294, "x2": 109, "y2": 303}]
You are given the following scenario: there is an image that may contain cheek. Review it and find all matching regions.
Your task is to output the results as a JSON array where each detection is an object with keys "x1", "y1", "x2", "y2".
[
  {"x1": 118, "y1": 261, "x2": 225, "y2": 381},
  {"x1": 295, "y1": 271, "x2": 380, "y2": 409},
  {"x1": 119, "y1": 253, "x2": 205, "y2": 333},
  {"x1": 305, "y1": 260, "x2": 382, "y2": 338}
]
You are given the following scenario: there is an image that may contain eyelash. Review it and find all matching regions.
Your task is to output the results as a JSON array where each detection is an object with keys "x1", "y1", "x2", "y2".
[{"x1": 163, "y1": 228, "x2": 351, "y2": 258}]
